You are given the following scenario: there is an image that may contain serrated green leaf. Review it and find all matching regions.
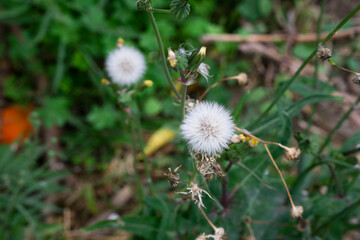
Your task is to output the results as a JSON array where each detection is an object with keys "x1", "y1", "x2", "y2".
[{"x1": 170, "y1": 0, "x2": 190, "y2": 19}]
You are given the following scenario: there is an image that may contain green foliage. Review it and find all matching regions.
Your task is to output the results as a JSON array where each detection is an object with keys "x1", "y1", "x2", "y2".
[
  {"x1": 2, "y1": 0, "x2": 360, "y2": 239},
  {"x1": 0, "y1": 143, "x2": 66, "y2": 239}
]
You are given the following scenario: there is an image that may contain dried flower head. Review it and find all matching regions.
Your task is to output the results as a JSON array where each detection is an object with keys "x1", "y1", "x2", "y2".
[
  {"x1": 167, "y1": 48, "x2": 177, "y2": 68},
  {"x1": 285, "y1": 147, "x2": 301, "y2": 162},
  {"x1": 353, "y1": 75, "x2": 360, "y2": 87},
  {"x1": 317, "y1": 46, "x2": 332, "y2": 61},
  {"x1": 197, "y1": 156, "x2": 225, "y2": 181},
  {"x1": 181, "y1": 101, "x2": 234, "y2": 155},
  {"x1": 164, "y1": 165, "x2": 181, "y2": 187},
  {"x1": 235, "y1": 73, "x2": 248, "y2": 85},
  {"x1": 196, "y1": 227, "x2": 228, "y2": 240},
  {"x1": 178, "y1": 182, "x2": 214, "y2": 208},
  {"x1": 105, "y1": 46, "x2": 146, "y2": 86},
  {"x1": 290, "y1": 205, "x2": 304, "y2": 218},
  {"x1": 197, "y1": 63, "x2": 211, "y2": 81}
]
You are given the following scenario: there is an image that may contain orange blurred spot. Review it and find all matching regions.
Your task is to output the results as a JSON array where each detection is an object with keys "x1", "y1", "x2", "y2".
[{"x1": 0, "y1": 105, "x2": 33, "y2": 144}]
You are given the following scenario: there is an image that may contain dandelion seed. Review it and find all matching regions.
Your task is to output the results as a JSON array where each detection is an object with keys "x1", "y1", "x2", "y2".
[
  {"x1": 181, "y1": 101, "x2": 234, "y2": 155},
  {"x1": 105, "y1": 46, "x2": 146, "y2": 86}
]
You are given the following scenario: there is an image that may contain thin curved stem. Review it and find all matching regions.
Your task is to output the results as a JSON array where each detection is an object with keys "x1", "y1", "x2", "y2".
[
  {"x1": 150, "y1": 8, "x2": 171, "y2": 14},
  {"x1": 148, "y1": 11, "x2": 181, "y2": 99},
  {"x1": 199, "y1": 207, "x2": 217, "y2": 231},
  {"x1": 180, "y1": 73, "x2": 187, "y2": 120},
  {"x1": 249, "y1": 4, "x2": 360, "y2": 128},
  {"x1": 264, "y1": 144, "x2": 295, "y2": 209}
]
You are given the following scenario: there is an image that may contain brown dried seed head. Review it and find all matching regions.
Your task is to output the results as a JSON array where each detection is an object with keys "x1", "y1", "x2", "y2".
[
  {"x1": 285, "y1": 147, "x2": 301, "y2": 162},
  {"x1": 164, "y1": 166, "x2": 181, "y2": 187},
  {"x1": 353, "y1": 75, "x2": 360, "y2": 87},
  {"x1": 317, "y1": 46, "x2": 332, "y2": 61}
]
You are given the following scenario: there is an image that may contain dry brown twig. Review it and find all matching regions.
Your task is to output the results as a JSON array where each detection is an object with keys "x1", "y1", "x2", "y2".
[{"x1": 201, "y1": 26, "x2": 360, "y2": 44}]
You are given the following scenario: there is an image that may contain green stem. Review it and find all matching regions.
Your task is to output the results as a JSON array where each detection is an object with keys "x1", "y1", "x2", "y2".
[
  {"x1": 305, "y1": 0, "x2": 325, "y2": 136},
  {"x1": 129, "y1": 117, "x2": 145, "y2": 203},
  {"x1": 150, "y1": 8, "x2": 171, "y2": 14},
  {"x1": 147, "y1": 11, "x2": 181, "y2": 99},
  {"x1": 180, "y1": 73, "x2": 187, "y2": 120},
  {"x1": 133, "y1": 101, "x2": 155, "y2": 195},
  {"x1": 249, "y1": 4, "x2": 360, "y2": 129},
  {"x1": 317, "y1": 95, "x2": 360, "y2": 154}
]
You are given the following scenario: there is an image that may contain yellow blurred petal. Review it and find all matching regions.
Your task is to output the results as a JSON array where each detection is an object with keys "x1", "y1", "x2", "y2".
[{"x1": 144, "y1": 128, "x2": 175, "y2": 156}]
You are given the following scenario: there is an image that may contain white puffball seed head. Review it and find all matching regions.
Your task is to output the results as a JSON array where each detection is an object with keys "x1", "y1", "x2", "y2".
[
  {"x1": 105, "y1": 46, "x2": 146, "y2": 86},
  {"x1": 180, "y1": 101, "x2": 234, "y2": 155}
]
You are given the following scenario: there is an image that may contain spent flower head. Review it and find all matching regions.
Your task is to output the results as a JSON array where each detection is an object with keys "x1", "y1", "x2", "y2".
[
  {"x1": 181, "y1": 101, "x2": 234, "y2": 155},
  {"x1": 164, "y1": 165, "x2": 181, "y2": 187},
  {"x1": 317, "y1": 46, "x2": 332, "y2": 61},
  {"x1": 284, "y1": 147, "x2": 301, "y2": 162},
  {"x1": 105, "y1": 46, "x2": 146, "y2": 86},
  {"x1": 178, "y1": 182, "x2": 214, "y2": 208},
  {"x1": 197, "y1": 63, "x2": 211, "y2": 81}
]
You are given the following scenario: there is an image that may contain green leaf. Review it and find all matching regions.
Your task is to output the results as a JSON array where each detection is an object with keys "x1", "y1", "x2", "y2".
[
  {"x1": 232, "y1": 90, "x2": 250, "y2": 122},
  {"x1": 38, "y1": 97, "x2": 70, "y2": 127},
  {"x1": 86, "y1": 104, "x2": 120, "y2": 130},
  {"x1": 144, "y1": 97, "x2": 163, "y2": 116},
  {"x1": 341, "y1": 132, "x2": 360, "y2": 152},
  {"x1": 170, "y1": 0, "x2": 190, "y2": 20}
]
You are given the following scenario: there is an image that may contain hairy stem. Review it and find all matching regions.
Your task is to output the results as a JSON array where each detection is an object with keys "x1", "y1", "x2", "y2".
[
  {"x1": 180, "y1": 72, "x2": 187, "y2": 120},
  {"x1": 147, "y1": 11, "x2": 181, "y2": 98}
]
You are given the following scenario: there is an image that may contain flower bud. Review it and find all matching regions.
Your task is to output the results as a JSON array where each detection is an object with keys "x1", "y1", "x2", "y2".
[
  {"x1": 117, "y1": 38, "x2": 124, "y2": 48},
  {"x1": 136, "y1": 0, "x2": 152, "y2": 11},
  {"x1": 188, "y1": 46, "x2": 206, "y2": 71},
  {"x1": 143, "y1": 80, "x2": 153, "y2": 87},
  {"x1": 101, "y1": 78, "x2": 110, "y2": 85}
]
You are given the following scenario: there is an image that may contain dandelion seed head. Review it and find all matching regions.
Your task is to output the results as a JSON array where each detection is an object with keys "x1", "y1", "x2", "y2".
[
  {"x1": 105, "y1": 46, "x2": 146, "y2": 86},
  {"x1": 181, "y1": 102, "x2": 234, "y2": 155}
]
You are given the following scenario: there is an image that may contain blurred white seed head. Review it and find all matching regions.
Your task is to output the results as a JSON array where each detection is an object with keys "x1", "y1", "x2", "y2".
[
  {"x1": 105, "y1": 46, "x2": 146, "y2": 86},
  {"x1": 180, "y1": 101, "x2": 234, "y2": 155}
]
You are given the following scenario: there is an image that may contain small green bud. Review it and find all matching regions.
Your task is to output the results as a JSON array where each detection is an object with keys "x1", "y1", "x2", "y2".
[
  {"x1": 188, "y1": 46, "x2": 206, "y2": 71},
  {"x1": 136, "y1": 0, "x2": 152, "y2": 11}
]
